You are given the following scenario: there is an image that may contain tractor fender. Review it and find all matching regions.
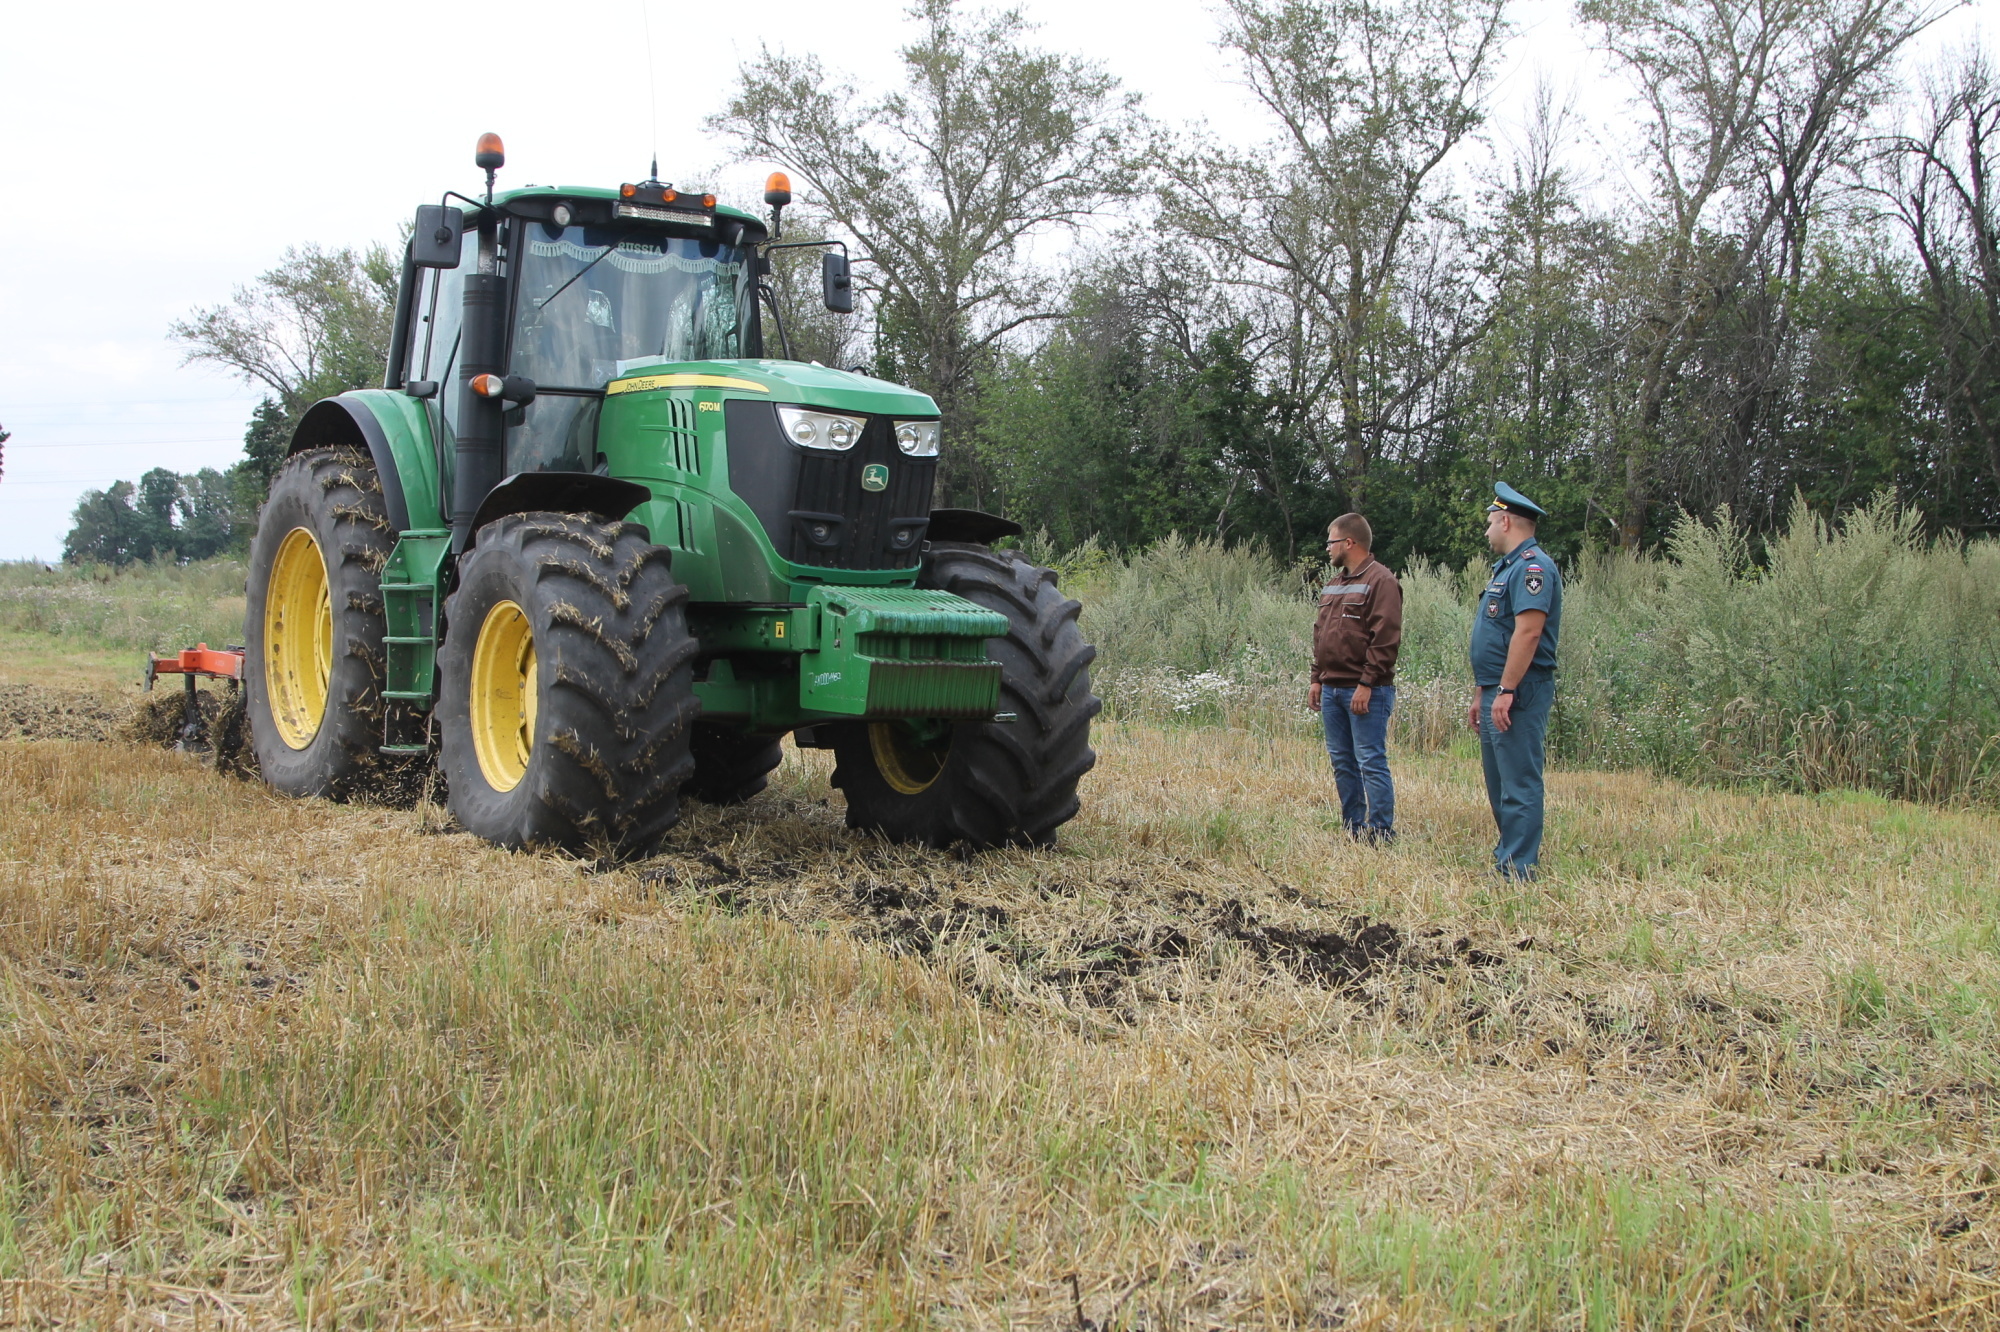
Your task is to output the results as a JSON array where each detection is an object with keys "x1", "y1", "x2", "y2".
[
  {"x1": 289, "y1": 392, "x2": 445, "y2": 534},
  {"x1": 927, "y1": 507, "x2": 1023, "y2": 544},
  {"x1": 465, "y1": 472, "x2": 654, "y2": 546}
]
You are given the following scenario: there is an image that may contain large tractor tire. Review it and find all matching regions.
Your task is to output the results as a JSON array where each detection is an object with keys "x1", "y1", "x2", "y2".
[
  {"x1": 684, "y1": 724, "x2": 785, "y2": 805},
  {"x1": 831, "y1": 543, "x2": 1100, "y2": 848},
  {"x1": 437, "y1": 512, "x2": 699, "y2": 854},
  {"x1": 245, "y1": 447, "x2": 396, "y2": 797}
]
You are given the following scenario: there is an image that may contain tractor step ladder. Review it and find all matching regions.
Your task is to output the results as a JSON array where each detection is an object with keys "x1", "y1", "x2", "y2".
[{"x1": 378, "y1": 532, "x2": 450, "y2": 756}]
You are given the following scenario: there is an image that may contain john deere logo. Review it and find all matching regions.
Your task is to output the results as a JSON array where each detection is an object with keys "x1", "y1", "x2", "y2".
[{"x1": 861, "y1": 464, "x2": 890, "y2": 492}]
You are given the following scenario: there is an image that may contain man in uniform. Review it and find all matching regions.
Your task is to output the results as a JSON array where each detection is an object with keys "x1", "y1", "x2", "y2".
[
  {"x1": 1467, "y1": 482, "x2": 1562, "y2": 879},
  {"x1": 1310, "y1": 513, "x2": 1403, "y2": 842}
]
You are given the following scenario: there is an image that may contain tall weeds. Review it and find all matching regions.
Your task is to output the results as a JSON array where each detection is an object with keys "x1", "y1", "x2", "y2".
[
  {"x1": 1066, "y1": 496, "x2": 2000, "y2": 806},
  {"x1": 0, "y1": 558, "x2": 247, "y2": 654}
]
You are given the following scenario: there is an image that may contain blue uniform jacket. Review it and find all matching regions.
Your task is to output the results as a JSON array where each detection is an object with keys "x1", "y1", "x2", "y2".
[{"x1": 1468, "y1": 542, "x2": 1562, "y2": 686}]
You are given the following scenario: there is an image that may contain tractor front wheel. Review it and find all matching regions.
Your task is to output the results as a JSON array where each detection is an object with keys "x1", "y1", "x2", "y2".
[
  {"x1": 831, "y1": 544, "x2": 1101, "y2": 848},
  {"x1": 437, "y1": 513, "x2": 699, "y2": 854},
  {"x1": 244, "y1": 447, "x2": 396, "y2": 797}
]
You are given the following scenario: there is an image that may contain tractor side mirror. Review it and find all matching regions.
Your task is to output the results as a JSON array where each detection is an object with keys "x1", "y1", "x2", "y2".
[
  {"x1": 413, "y1": 205, "x2": 464, "y2": 269},
  {"x1": 822, "y1": 251, "x2": 854, "y2": 314}
]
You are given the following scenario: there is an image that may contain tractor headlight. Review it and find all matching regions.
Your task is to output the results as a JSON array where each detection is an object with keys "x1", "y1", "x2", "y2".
[
  {"x1": 894, "y1": 420, "x2": 940, "y2": 456},
  {"x1": 777, "y1": 406, "x2": 865, "y2": 451}
]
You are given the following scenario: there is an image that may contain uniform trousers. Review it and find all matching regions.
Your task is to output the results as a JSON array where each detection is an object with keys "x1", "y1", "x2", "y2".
[
  {"x1": 1321, "y1": 685, "x2": 1396, "y2": 838},
  {"x1": 1478, "y1": 673, "x2": 1553, "y2": 878}
]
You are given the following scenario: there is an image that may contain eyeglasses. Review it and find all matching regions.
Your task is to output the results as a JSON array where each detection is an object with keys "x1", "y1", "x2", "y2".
[{"x1": 1325, "y1": 536, "x2": 1352, "y2": 547}]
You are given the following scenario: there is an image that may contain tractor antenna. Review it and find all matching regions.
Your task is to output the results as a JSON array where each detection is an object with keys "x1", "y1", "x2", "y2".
[{"x1": 640, "y1": 0, "x2": 661, "y2": 183}]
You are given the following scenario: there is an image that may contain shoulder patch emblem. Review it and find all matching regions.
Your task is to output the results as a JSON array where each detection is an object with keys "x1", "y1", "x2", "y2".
[{"x1": 1525, "y1": 572, "x2": 1545, "y2": 595}]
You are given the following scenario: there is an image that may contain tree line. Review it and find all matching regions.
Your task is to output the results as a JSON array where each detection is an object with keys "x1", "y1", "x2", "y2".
[
  {"x1": 63, "y1": 246, "x2": 395, "y2": 565},
  {"x1": 75, "y1": 0, "x2": 2000, "y2": 574}
]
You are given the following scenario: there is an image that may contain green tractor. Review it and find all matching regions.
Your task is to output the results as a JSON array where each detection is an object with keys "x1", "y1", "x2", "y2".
[{"x1": 243, "y1": 135, "x2": 1099, "y2": 854}]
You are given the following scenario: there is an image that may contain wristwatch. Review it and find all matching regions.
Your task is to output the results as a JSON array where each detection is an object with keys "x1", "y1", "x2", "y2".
[{"x1": 1496, "y1": 686, "x2": 1517, "y2": 696}]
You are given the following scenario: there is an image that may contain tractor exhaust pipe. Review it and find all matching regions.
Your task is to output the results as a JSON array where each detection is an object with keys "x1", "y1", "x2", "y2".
[
  {"x1": 451, "y1": 272, "x2": 508, "y2": 549},
  {"x1": 451, "y1": 134, "x2": 512, "y2": 550}
]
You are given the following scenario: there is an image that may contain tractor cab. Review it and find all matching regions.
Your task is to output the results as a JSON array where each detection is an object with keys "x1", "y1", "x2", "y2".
[{"x1": 391, "y1": 182, "x2": 769, "y2": 487}]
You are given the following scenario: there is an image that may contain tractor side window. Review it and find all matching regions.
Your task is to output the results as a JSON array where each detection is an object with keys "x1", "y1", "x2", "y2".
[
  {"x1": 507, "y1": 395, "x2": 602, "y2": 476},
  {"x1": 432, "y1": 228, "x2": 479, "y2": 441},
  {"x1": 403, "y1": 267, "x2": 435, "y2": 381}
]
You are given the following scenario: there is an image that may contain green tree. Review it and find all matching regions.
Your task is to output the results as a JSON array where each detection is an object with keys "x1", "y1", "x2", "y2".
[
  {"x1": 111, "y1": 240, "x2": 399, "y2": 567},
  {"x1": 976, "y1": 259, "x2": 1233, "y2": 549},
  {"x1": 170, "y1": 243, "x2": 398, "y2": 427},
  {"x1": 1581, "y1": 0, "x2": 1930, "y2": 547},
  {"x1": 63, "y1": 466, "x2": 247, "y2": 567},
  {"x1": 716, "y1": 0, "x2": 1145, "y2": 506},
  {"x1": 1876, "y1": 46, "x2": 2000, "y2": 527},
  {"x1": 1452, "y1": 82, "x2": 1618, "y2": 551},
  {"x1": 134, "y1": 467, "x2": 182, "y2": 555},
  {"x1": 1160, "y1": 0, "x2": 1510, "y2": 511},
  {"x1": 63, "y1": 481, "x2": 153, "y2": 566},
  {"x1": 176, "y1": 468, "x2": 250, "y2": 560},
  {"x1": 239, "y1": 395, "x2": 291, "y2": 490}
]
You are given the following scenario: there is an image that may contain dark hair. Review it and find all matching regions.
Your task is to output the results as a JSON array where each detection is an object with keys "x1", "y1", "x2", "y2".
[{"x1": 1331, "y1": 512, "x2": 1373, "y2": 548}]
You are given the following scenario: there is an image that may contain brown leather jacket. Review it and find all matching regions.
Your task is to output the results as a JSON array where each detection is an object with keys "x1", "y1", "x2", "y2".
[{"x1": 1312, "y1": 557, "x2": 1403, "y2": 687}]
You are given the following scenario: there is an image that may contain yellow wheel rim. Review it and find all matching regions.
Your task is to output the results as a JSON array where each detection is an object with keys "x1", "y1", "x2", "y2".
[
  {"x1": 470, "y1": 600, "x2": 537, "y2": 793},
  {"x1": 265, "y1": 527, "x2": 332, "y2": 750},
  {"x1": 869, "y1": 722, "x2": 949, "y2": 796}
]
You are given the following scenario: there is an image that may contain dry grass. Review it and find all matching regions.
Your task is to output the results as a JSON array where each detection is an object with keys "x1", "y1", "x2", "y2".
[{"x1": 4, "y1": 700, "x2": 2000, "y2": 1327}]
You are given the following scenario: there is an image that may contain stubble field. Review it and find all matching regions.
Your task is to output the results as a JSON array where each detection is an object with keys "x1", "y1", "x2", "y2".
[{"x1": 4, "y1": 649, "x2": 2000, "y2": 1329}]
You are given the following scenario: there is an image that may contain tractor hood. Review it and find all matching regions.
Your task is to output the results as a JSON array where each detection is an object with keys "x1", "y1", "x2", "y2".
[{"x1": 603, "y1": 360, "x2": 940, "y2": 419}]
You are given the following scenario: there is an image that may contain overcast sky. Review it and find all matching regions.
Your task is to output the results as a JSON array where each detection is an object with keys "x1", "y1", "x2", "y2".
[{"x1": 1, "y1": 0, "x2": 1991, "y2": 562}]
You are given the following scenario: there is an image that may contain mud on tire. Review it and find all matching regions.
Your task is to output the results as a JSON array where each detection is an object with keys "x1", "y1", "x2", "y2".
[
  {"x1": 438, "y1": 512, "x2": 699, "y2": 854},
  {"x1": 684, "y1": 724, "x2": 785, "y2": 805},
  {"x1": 245, "y1": 447, "x2": 396, "y2": 798},
  {"x1": 831, "y1": 543, "x2": 1100, "y2": 848}
]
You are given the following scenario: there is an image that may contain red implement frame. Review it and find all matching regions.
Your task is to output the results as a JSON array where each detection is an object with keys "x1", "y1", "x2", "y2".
[
  {"x1": 144, "y1": 643, "x2": 247, "y2": 750},
  {"x1": 146, "y1": 644, "x2": 246, "y2": 684}
]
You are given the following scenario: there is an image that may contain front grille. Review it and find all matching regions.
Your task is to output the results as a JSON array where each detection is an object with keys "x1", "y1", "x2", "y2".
[{"x1": 725, "y1": 402, "x2": 938, "y2": 570}]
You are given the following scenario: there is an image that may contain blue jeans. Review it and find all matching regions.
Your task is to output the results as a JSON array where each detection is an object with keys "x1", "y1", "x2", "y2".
[
  {"x1": 1479, "y1": 673, "x2": 1554, "y2": 879},
  {"x1": 1321, "y1": 685, "x2": 1395, "y2": 838}
]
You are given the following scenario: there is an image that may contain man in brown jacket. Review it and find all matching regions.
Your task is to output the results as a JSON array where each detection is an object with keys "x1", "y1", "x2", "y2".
[{"x1": 1309, "y1": 513, "x2": 1404, "y2": 842}]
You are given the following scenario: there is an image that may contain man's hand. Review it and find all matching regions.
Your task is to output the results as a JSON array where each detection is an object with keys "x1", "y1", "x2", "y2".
[
  {"x1": 1309, "y1": 681, "x2": 1321, "y2": 711},
  {"x1": 1492, "y1": 691, "x2": 1515, "y2": 732},
  {"x1": 1349, "y1": 684, "x2": 1372, "y2": 715},
  {"x1": 1468, "y1": 689, "x2": 1481, "y2": 731}
]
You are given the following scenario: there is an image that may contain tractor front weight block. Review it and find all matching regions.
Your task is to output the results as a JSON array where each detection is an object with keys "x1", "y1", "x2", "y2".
[{"x1": 798, "y1": 586, "x2": 1005, "y2": 718}]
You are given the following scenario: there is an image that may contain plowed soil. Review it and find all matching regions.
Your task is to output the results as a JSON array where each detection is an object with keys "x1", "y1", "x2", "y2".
[{"x1": 0, "y1": 681, "x2": 132, "y2": 742}]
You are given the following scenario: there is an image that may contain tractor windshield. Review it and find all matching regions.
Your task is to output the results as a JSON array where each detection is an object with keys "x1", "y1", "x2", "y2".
[{"x1": 510, "y1": 223, "x2": 756, "y2": 390}]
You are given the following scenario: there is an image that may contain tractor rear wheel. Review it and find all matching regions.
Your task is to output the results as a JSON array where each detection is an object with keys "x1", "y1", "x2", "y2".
[
  {"x1": 684, "y1": 724, "x2": 785, "y2": 805},
  {"x1": 245, "y1": 447, "x2": 396, "y2": 797},
  {"x1": 437, "y1": 513, "x2": 699, "y2": 854},
  {"x1": 831, "y1": 543, "x2": 1100, "y2": 848}
]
